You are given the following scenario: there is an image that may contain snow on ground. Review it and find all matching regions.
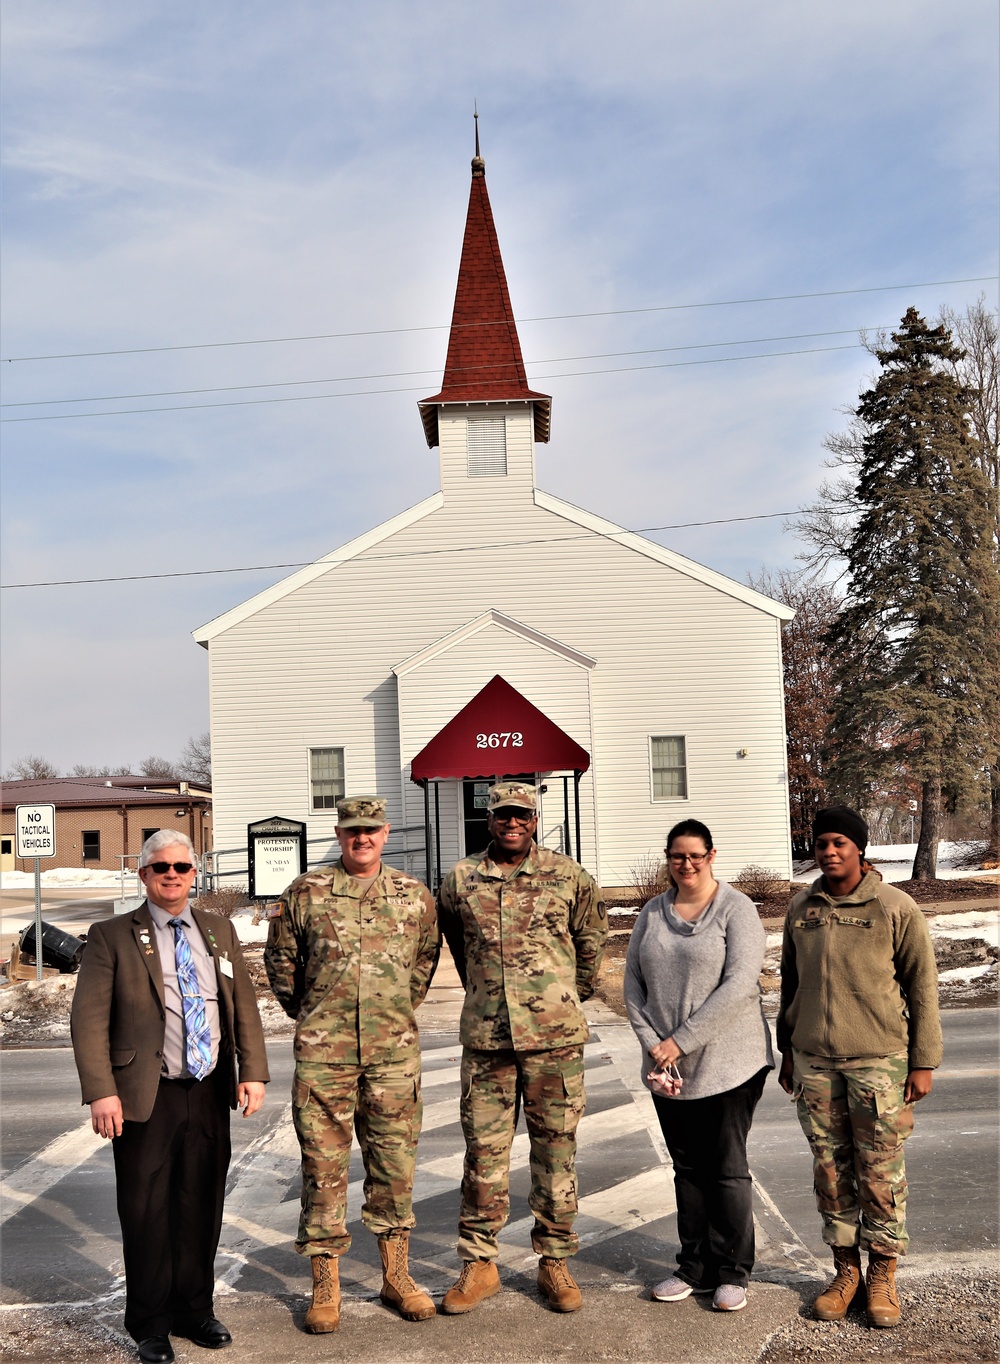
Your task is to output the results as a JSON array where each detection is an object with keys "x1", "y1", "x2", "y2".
[
  {"x1": 6, "y1": 841, "x2": 993, "y2": 893},
  {"x1": 229, "y1": 908, "x2": 270, "y2": 945},
  {"x1": 868, "y1": 841, "x2": 997, "y2": 881},
  {"x1": 937, "y1": 963, "x2": 997, "y2": 983},
  {"x1": 0, "y1": 867, "x2": 138, "y2": 889},
  {"x1": 797, "y1": 841, "x2": 997, "y2": 882},
  {"x1": 927, "y1": 911, "x2": 999, "y2": 948}
]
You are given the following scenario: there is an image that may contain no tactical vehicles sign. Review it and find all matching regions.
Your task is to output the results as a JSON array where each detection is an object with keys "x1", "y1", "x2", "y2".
[{"x1": 15, "y1": 804, "x2": 57, "y2": 858}]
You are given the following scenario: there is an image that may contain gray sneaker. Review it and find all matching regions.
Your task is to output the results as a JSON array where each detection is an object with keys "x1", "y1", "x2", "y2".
[
  {"x1": 651, "y1": 1275, "x2": 694, "y2": 1301},
  {"x1": 712, "y1": 1284, "x2": 747, "y2": 1312}
]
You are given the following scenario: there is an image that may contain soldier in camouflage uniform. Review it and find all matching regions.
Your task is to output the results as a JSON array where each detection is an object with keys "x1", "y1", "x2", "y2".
[
  {"x1": 777, "y1": 806, "x2": 942, "y2": 1330},
  {"x1": 437, "y1": 781, "x2": 607, "y2": 1315},
  {"x1": 264, "y1": 796, "x2": 440, "y2": 1333}
]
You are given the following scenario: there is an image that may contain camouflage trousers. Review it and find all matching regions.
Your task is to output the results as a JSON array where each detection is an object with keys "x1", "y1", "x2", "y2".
[
  {"x1": 792, "y1": 1049, "x2": 914, "y2": 1257},
  {"x1": 292, "y1": 1056, "x2": 422, "y2": 1256},
  {"x1": 458, "y1": 1044, "x2": 586, "y2": 1262}
]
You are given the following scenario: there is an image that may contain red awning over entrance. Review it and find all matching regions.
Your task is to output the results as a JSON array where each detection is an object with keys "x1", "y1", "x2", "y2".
[{"x1": 409, "y1": 675, "x2": 590, "y2": 781}]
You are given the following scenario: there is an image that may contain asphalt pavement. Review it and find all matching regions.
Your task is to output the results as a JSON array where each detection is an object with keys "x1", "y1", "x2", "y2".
[{"x1": 1, "y1": 1004, "x2": 997, "y2": 1362}]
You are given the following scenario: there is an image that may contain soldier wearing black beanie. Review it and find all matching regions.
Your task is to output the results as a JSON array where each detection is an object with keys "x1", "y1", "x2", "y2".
[
  {"x1": 779, "y1": 801, "x2": 941, "y2": 1331},
  {"x1": 811, "y1": 806, "x2": 868, "y2": 854}
]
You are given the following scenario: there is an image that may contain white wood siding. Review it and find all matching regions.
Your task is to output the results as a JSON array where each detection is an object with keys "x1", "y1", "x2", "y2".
[
  {"x1": 205, "y1": 410, "x2": 791, "y2": 883},
  {"x1": 395, "y1": 619, "x2": 597, "y2": 870}
]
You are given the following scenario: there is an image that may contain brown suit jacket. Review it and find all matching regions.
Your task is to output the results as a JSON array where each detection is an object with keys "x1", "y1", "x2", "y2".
[{"x1": 71, "y1": 902, "x2": 269, "y2": 1123}]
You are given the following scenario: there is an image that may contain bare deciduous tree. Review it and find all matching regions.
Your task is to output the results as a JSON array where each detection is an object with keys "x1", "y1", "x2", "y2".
[
  {"x1": 749, "y1": 567, "x2": 840, "y2": 856},
  {"x1": 178, "y1": 732, "x2": 212, "y2": 787},
  {"x1": 138, "y1": 755, "x2": 178, "y2": 780},
  {"x1": 2, "y1": 755, "x2": 60, "y2": 780},
  {"x1": 70, "y1": 763, "x2": 135, "y2": 778}
]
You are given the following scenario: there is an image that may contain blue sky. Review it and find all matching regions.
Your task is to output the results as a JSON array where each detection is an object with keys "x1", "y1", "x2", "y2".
[{"x1": 2, "y1": 1, "x2": 997, "y2": 773}]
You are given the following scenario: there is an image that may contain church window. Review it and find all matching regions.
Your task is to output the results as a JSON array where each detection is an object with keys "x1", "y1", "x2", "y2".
[
  {"x1": 309, "y1": 747, "x2": 345, "y2": 810},
  {"x1": 467, "y1": 416, "x2": 507, "y2": 477},
  {"x1": 650, "y1": 736, "x2": 688, "y2": 800}
]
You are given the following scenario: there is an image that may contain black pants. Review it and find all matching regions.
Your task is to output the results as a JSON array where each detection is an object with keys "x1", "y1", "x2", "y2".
[
  {"x1": 652, "y1": 1067, "x2": 768, "y2": 1289},
  {"x1": 112, "y1": 1071, "x2": 231, "y2": 1341}
]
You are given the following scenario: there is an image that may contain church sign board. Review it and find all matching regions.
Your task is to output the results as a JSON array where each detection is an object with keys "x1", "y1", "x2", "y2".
[{"x1": 247, "y1": 816, "x2": 306, "y2": 898}]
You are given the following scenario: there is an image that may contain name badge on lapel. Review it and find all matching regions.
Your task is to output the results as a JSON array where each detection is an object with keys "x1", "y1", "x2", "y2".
[{"x1": 219, "y1": 955, "x2": 234, "y2": 978}]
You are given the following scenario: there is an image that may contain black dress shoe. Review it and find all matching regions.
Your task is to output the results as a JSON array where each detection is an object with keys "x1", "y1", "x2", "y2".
[
  {"x1": 174, "y1": 1316, "x2": 233, "y2": 1348},
  {"x1": 137, "y1": 1339, "x2": 174, "y2": 1364}
]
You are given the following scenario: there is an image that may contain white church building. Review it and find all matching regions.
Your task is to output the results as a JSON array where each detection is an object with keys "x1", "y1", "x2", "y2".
[{"x1": 194, "y1": 142, "x2": 794, "y2": 889}]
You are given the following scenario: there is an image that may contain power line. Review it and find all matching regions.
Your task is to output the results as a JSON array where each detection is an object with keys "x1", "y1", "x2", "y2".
[
  {"x1": 2, "y1": 276, "x2": 993, "y2": 364},
  {"x1": 0, "y1": 341, "x2": 861, "y2": 423},
  {"x1": 0, "y1": 507, "x2": 850, "y2": 590},
  {"x1": 0, "y1": 327, "x2": 881, "y2": 410}
]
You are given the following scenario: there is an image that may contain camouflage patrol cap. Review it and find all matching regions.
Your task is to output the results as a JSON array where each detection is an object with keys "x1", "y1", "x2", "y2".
[
  {"x1": 487, "y1": 781, "x2": 537, "y2": 813},
  {"x1": 336, "y1": 795, "x2": 388, "y2": 829}
]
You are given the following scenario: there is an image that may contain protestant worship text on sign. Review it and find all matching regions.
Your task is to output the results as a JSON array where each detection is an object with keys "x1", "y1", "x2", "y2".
[
  {"x1": 247, "y1": 817, "x2": 307, "y2": 897},
  {"x1": 15, "y1": 804, "x2": 57, "y2": 859}
]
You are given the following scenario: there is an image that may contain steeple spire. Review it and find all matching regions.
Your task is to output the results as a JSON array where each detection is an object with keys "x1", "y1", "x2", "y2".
[{"x1": 418, "y1": 128, "x2": 551, "y2": 448}]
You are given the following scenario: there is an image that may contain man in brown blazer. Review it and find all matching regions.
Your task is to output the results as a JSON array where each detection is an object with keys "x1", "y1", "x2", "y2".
[{"x1": 71, "y1": 831, "x2": 269, "y2": 1364}]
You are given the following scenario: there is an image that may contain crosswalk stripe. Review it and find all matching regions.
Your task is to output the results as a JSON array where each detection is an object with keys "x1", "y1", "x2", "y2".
[
  {"x1": 0, "y1": 1120, "x2": 102, "y2": 1227},
  {"x1": 419, "y1": 1093, "x2": 649, "y2": 1184},
  {"x1": 328, "y1": 1166, "x2": 680, "y2": 1293},
  {"x1": 495, "y1": 1166, "x2": 678, "y2": 1269}
]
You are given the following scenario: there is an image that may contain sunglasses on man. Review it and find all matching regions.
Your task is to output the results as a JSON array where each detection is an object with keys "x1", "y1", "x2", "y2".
[
  {"x1": 491, "y1": 808, "x2": 535, "y2": 825},
  {"x1": 145, "y1": 861, "x2": 195, "y2": 874}
]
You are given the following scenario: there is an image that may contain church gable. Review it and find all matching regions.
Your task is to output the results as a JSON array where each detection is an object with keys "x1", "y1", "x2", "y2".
[{"x1": 199, "y1": 130, "x2": 794, "y2": 884}]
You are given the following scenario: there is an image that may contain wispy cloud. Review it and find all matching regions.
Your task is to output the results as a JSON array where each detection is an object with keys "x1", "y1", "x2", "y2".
[{"x1": 1, "y1": 0, "x2": 996, "y2": 769}]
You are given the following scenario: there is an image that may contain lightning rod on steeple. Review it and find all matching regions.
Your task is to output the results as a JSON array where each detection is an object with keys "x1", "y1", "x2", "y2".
[{"x1": 472, "y1": 103, "x2": 485, "y2": 177}]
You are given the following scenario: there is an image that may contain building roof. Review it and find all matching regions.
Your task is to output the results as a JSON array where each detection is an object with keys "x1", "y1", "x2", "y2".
[
  {"x1": 418, "y1": 146, "x2": 551, "y2": 448},
  {"x1": 193, "y1": 492, "x2": 444, "y2": 644},
  {"x1": 393, "y1": 609, "x2": 597, "y2": 679},
  {"x1": 0, "y1": 777, "x2": 210, "y2": 811}
]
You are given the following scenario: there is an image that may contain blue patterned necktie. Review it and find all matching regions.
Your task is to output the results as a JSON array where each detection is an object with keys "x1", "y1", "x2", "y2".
[{"x1": 171, "y1": 919, "x2": 212, "y2": 1080}]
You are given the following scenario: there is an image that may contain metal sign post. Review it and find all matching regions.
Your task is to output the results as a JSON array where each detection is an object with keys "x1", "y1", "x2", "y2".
[
  {"x1": 33, "y1": 859, "x2": 42, "y2": 980},
  {"x1": 15, "y1": 804, "x2": 57, "y2": 980}
]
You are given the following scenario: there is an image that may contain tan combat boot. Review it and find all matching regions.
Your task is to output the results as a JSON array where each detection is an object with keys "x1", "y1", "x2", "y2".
[
  {"x1": 304, "y1": 1253, "x2": 340, "y2": 1333},
  {"x1": 537, "y1": 1256, "x2": 583, "y2": 1312},
  {"x1": 812, "y1": 1246, "x2": 863, "y2": 1321},
  {"x1": 378, "y1": 1232, "x2": 436, "y2": 1321},
  {"x1": 441, "y1": 1259, "x2": 501, "y2": 1314},
  {"x1": 865, "y1": 1252, "x2": 901, "y2": 1328}
]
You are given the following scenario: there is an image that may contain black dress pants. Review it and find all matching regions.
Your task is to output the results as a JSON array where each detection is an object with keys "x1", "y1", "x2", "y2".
[
  {"x1": 112, "y1": 1071, "x2": 231, "y2": 1341},
  {"x1": 652, "y1": 1067, "x2": 768, "y2": 1289}
]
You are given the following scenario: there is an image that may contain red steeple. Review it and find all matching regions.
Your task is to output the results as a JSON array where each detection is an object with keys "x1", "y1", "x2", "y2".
[{"x1": 419, "y1": 132, "x2": 551, "y2": 448}]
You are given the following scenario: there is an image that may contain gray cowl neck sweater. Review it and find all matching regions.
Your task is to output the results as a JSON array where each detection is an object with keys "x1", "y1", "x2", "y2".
[{"x1": 624, "y1": 880, "x2": 774, "y2": 1100}]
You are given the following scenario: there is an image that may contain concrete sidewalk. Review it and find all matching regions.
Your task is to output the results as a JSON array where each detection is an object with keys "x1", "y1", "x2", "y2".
[
  {"x1": 182, "y1": 1278, "x2": 803, "y2": 1363},
  {"x1": 3, "y1": 1276, "x2": 805, "y2": 1363}
]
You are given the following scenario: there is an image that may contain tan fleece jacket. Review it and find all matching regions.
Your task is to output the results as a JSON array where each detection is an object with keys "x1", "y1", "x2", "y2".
[{"x1": 776, "y1": 872, "x2": 942, "y2": 1068}]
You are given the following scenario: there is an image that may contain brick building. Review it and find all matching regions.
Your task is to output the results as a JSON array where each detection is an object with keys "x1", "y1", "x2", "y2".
[{"x1": 0, "y1": 778, "x2": 212, "y2": 874}]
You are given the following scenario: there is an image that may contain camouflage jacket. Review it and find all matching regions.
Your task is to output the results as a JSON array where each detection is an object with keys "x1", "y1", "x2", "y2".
[
  {"x1": 264, "y1": 860, "x2": 440, "y2": 1064},
  {"x1": 437, "y1": 842, "x2": 606, "y2": 1051}
]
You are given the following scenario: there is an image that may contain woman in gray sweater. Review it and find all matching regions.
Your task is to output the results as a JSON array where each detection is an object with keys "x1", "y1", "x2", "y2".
[{"x1": 624, "y1": 820, "x2": 773, "y2": 1313}]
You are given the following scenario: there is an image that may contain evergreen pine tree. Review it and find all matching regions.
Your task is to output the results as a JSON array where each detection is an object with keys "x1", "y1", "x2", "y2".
[{"x1": 825, "y1": 308, "x2": 1000, "y2": 878}]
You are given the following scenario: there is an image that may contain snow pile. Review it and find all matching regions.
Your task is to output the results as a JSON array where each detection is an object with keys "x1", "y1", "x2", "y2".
[
  {"x1": 229, "y1": 908, "x2": 271, "y2": 945},
  {"x1": 928, "y1": 911, "x2": 999, "y2": 949}
]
